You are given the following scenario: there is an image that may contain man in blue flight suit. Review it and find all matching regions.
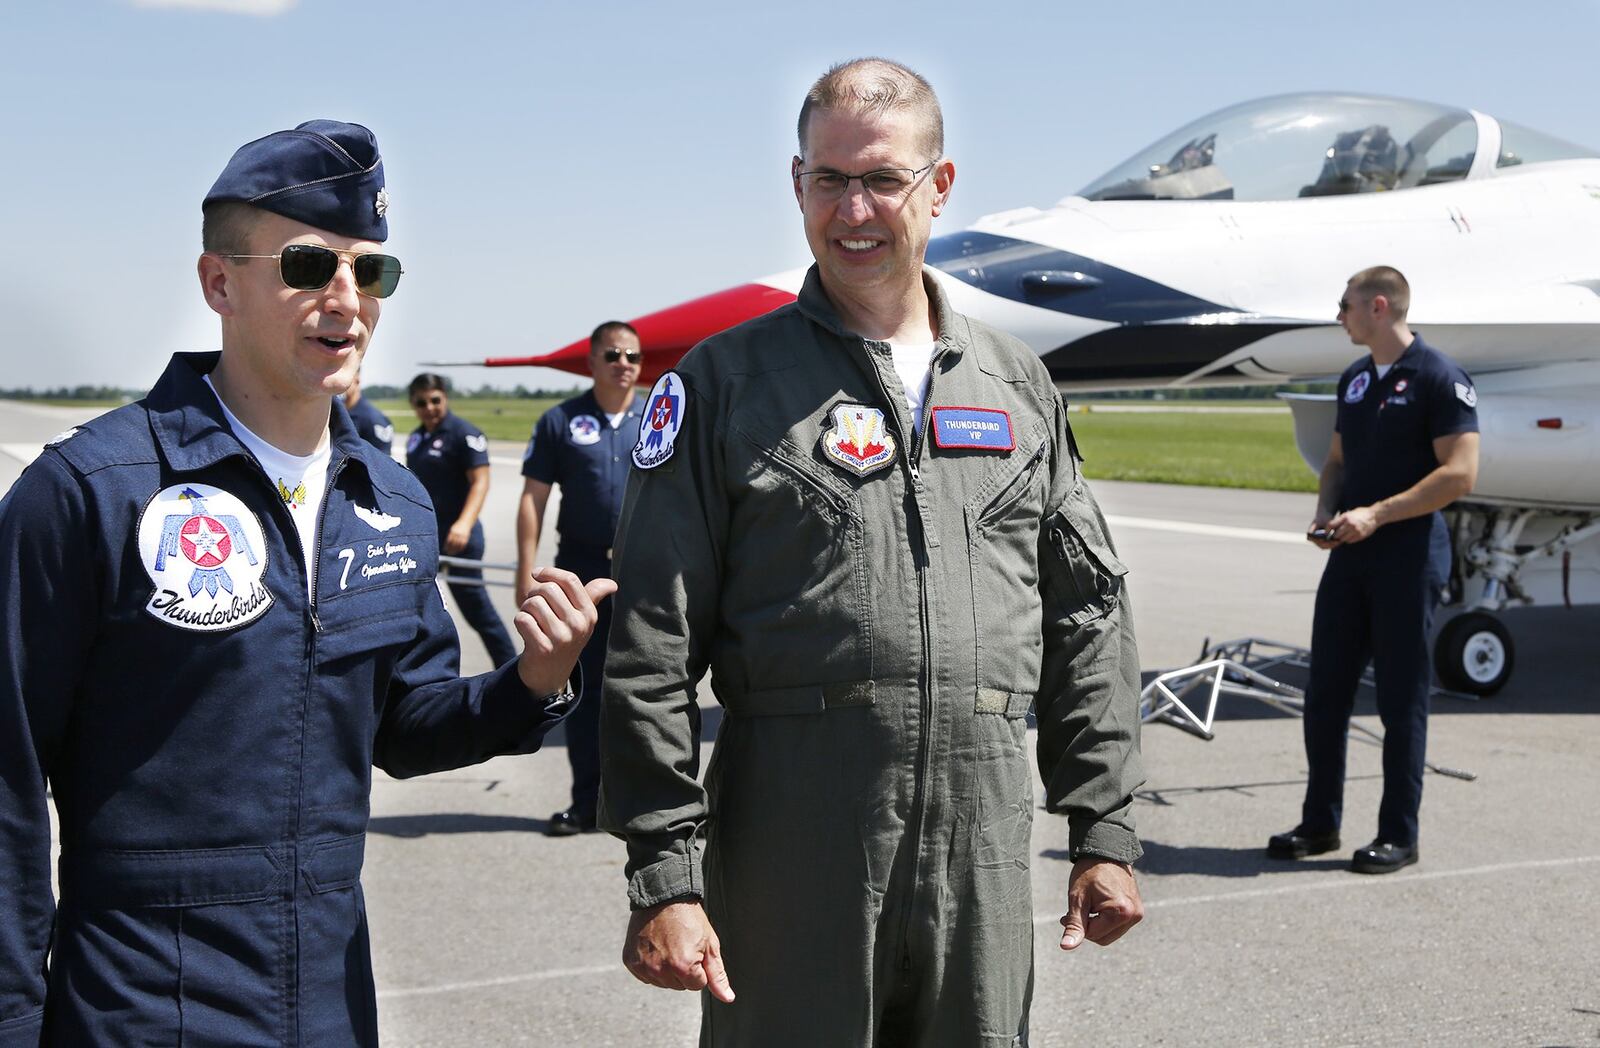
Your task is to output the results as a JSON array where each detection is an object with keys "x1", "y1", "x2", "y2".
[
  {"x1": 516, "y1": 321, "x2": 645, "y2": 835},
  {"x1": 343, "y1": 368, "x2": 395, "y2": 455},
  {"x1": 405, "y1": 373, "x2": 518, "y2": 667},
  {"x1": 0, "y1": 120, "x2": 613, "y2": 1046},
  {"x1": 1269, "y1": 266, "x2": 1479, "y2": 875}
]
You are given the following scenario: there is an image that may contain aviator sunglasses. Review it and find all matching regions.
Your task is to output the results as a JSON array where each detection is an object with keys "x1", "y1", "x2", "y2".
[
  {"x1": 602, "y1": 349, "x2": 643, "y2": 364},
  {"x1": 219, "y1": 244, "x2": 404, "y2": 299}
]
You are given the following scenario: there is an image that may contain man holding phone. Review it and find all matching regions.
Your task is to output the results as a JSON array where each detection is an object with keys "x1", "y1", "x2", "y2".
[{"x1": 1271, "y1": 266, "x2": 1479, "y2": 874}]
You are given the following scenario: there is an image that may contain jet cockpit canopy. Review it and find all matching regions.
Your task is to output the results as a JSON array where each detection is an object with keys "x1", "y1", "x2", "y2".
[{"x1": 1078, "y1": 93, "x2": 1516, "y2": 202}]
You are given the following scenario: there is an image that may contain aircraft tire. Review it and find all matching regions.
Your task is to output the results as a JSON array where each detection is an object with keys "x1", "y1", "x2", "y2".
[{"x1": 1434, "y1": 611, "x2": 1515, "y2": 696}]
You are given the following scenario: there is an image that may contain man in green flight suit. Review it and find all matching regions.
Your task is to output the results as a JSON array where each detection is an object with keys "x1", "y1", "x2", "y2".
[{"x1": 600, "y1": 58, "x2": 1146, "y2": 1047}]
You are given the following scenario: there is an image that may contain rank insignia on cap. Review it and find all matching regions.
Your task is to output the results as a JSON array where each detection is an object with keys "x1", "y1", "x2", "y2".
[
  {"x1": 821, "y1": 404, "x2": 897, "y2": 477},
  {"x1": 375, "y1": 187, "x2": 390, "y2": 218},
  {"x1": 138, "y1": 483, "x2": 274, "y2": 633},
  {"x1": 930, "y1": 406, "x2": 1014, "y2": 452},
  {"x1": 1344, "y1": 372, "x2": 1371, "y2": 403},
  {"x1": 633, "y1": 371, "x2": 685, "y2": 469}
]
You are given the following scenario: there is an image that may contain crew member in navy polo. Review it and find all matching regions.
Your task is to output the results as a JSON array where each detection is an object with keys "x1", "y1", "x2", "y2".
[
  {"x1": 343, "y1": 367, "x2": 395, "y2": 455},
  {"x1": 517, "y1": 320, "x2": 645, "y2": 835},
  {"x1": 1269, "y1": 266, "x2": 1479, "y2": 875},
  {"x1": 0, "y1": 120, "x2": 614, "y2": 1046},
  {"x1": 405, "y1": 373, "x2": 518, "y2": 668}
]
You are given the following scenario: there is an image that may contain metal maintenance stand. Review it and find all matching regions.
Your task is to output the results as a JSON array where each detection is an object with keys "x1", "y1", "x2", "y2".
[{"x1": 1139, "y1": 637, "x2": 1477, "y2": 781}]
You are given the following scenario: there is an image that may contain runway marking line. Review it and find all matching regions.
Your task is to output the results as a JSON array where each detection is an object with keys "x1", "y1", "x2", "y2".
[
  {"x1": 374, "y1": 853, "x2": 1600, "y2": 999},
  {"x1": 1104, "y1": 513, "x2": 1309, "y2": 546},
  {"x1": 1033, "y1": 852, "x2": 1600, "y2": 924}
]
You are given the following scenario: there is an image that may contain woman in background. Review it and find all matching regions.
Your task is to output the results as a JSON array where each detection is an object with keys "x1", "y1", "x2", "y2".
[{"x1": 405, "y1": 373, "x2": 516, "y2": 667}]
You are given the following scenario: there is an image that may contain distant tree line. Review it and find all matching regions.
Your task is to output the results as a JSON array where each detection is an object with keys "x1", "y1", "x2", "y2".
[
  {"x1": 5, "y1": 381, "x2": 1326, "y2": 403},
  {"x1": 0, "y1": 383, "x2": 585, "y2": 402},
  {"x1": 1079, "y1": 382, "x2": 1336, "y2": 400},
  {"x1": 0, "y1": 385, "x2": 146, "y2": 401},
  {"x1": 363, "y1": 383, "x2": 584, "y2": 400}
]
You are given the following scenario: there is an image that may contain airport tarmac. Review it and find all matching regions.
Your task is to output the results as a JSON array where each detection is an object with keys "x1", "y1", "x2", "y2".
[{"x1": 4, "y1": 400, "x2": 1598, "y2": 1047}]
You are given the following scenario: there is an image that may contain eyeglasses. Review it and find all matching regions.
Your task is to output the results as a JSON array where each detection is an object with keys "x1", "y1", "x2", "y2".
[
  {"x1": 1337, "y1": 299, "x2": 1351, "y2": 313},
  {"x1": 794, "y1": 162, "x2": 935, "y2": 201},
  {"x1": 219, "y1": 244, "x2": 404, "y2": 299},
  {"x1": 602, "y1": 349, "x2": 643, "y2": 364}
]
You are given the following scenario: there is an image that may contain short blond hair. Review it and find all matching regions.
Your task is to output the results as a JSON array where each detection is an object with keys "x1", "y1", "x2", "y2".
[
  {"x1": 797, "y1": 57, "x2": 943, "y2": 161},
  {"x1": 1348, "y1": 266, "x2": 1410, "y2": 320}
]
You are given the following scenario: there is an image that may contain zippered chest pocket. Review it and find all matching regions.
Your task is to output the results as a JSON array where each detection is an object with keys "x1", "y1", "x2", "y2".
[
  {"x1": 965, "y1": 439, "x2": 1050, "y2": 700},
  {"x1": 721, "y1": 428, "x2": 872, "y2": 691}
]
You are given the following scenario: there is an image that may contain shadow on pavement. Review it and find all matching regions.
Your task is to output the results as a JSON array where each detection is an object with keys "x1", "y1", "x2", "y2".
[
  {"x1": 368, "y1": 813, "x2": 549, "y2": 837},
  {"x1": 1139, "y1": 604, "x2": 1600, "y2": 721},
  {"x1": 1038, "y1": 840, "x2": 1350, "y2": 877}
]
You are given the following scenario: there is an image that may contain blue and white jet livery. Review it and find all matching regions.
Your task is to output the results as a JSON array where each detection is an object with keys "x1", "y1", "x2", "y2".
[{"x1": 483, "y1": 93, "x2": 1600, "y2": 694}]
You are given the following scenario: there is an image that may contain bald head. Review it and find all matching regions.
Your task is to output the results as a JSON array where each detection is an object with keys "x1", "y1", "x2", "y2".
[{"x1": 797, "y1": 57, "x2": 944, "y2": 161}]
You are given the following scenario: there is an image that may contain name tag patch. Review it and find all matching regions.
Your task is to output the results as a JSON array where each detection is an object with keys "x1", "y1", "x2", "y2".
[{"x1": 930, "y1": 407, "x2": 1014, "y2": 451}]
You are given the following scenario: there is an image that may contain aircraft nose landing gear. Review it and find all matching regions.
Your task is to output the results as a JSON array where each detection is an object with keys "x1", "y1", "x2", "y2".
[{"x1": 1433, "y1": 610, "x2": 1515, "y2": 695}]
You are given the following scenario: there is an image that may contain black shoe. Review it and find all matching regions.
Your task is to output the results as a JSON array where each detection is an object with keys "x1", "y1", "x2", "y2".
[
  {"x1": 1351, "y1": 840, "x2": 1417, "y2": 874},
  {"x1": 1266, "y1": 826, "x2": 1341, "y2": 859},
  {"x1": 544, "y1": 809, "x2": 597, "y2": 837}
]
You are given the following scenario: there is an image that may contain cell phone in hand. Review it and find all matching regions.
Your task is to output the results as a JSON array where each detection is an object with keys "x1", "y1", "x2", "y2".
[{"x1": 1309, "y1": 526, "x2": 1335, "y2": 540}]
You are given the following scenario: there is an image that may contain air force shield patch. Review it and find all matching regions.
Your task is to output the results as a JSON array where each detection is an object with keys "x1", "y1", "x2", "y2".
[
  {"x1": 633, "y1": 371, "x2": 685, "y2": 469},
  {"x1": 821, "y1": 404, "x2": 897, "y2": 477},
  {"x1": 138, "y1": 483, "x2": 274, "y2": 632}
]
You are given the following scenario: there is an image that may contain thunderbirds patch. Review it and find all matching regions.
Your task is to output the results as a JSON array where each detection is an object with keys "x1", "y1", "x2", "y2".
[
  {"x1": 138, "y1": 483, "x2": 274, "y2": 632},
  {"x1": 569, "y1": 415, "x2": 602, "y2": 446},
  {"x1": 1344, "y1": 372, "x2": 1371, "y2": 403},
  {"x1": 633, "y1": 372, "x2": 684, "y2": 469},
  {"x1": 821, "y1": 404, "x2": 897, "y2": 477}
]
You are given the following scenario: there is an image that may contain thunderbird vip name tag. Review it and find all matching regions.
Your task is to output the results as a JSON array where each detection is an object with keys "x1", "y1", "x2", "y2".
[
  {"x1": 930, "y1": 406, "x2": 1015, "y2": 451},
  {"x1": 821, "y1": 404, "x2": 897, "y2": 476},
  {"x1": 138, "y1": 483, "x2": 274, "y2": 632},
  {"x1": 634, "y1": 371, "x2": 685, "y2": 469}
]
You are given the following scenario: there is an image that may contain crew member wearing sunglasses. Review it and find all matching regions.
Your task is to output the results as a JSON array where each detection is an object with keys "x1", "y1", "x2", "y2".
[
  {"x1": 0, "y1": 119, "x2": 613, "y2": 1046},
  {"x1": 516, "y1": 321, "x2": 646, "y2": 835},
  {"x1": 406, "y1": 372, "x2": 518, "y2": 668}
]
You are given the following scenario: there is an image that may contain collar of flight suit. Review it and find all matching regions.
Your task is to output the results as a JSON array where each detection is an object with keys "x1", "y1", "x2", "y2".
[
  {"x1": 145, "y1": 351, "x2": 384, "y2": 489},
  {"x1": 1366, "y1": 333, "x2": 1428, "y2": 378},
  {"x1": 794, "y1": 264, "x2": 973, "y2": 359}
]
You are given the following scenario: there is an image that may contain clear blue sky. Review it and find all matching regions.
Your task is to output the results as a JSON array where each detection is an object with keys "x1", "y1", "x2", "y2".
[{"x1": 5, "y1": 0, "x2": 1596, "y2": 393}]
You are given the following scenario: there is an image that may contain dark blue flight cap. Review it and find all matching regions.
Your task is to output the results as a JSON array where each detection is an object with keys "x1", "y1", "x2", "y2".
[{"x1": 203, "y1": 119, "x2": 389, "y2": 242}]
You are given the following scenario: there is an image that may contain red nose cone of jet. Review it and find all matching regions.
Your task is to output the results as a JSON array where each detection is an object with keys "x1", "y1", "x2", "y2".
[{"x1": 491, "y1": 282, "x2": 798, "y2": 384}]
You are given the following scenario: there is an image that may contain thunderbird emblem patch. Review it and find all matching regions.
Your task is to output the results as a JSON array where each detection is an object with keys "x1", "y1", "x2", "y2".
[
  {"x1": 569, "y1": 414, "x2": 602, "y2": 446},
  {"x1": 634, "y1": 371, "x2": 685, "y2": 469},
  {"x1": 138, "y1": 483, "x2": 273, "y2": 632},
  {"x1": 821, "y1": 404, "x2": 897, "y2": 477},
  {"x1": 1344, "y1": 372, "x2": 1371, "y2": 404}
]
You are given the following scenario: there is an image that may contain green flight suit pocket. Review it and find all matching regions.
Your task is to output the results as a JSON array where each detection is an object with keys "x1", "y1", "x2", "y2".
[
  {"x1": 966, "y1": 437, "x2": 1049, "y2": 699},
  {"x1": 722, "y1": 428, "x2": 873, "y2": 687},
  {"x1": 1042, "y1": 484, "x2": 1129, "y2": 627}
]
